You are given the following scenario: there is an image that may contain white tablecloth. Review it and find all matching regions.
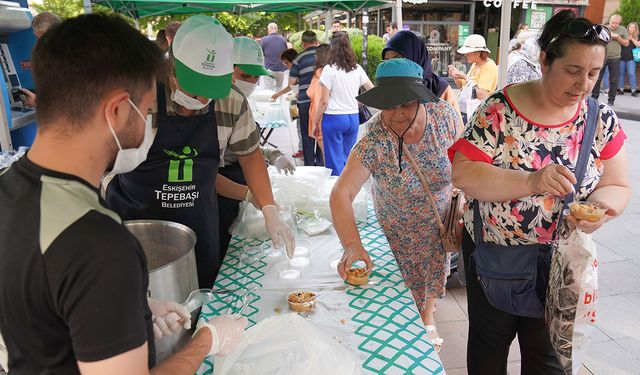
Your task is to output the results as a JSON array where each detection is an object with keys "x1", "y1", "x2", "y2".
[{"x1": 196, "y1": 205, "x2": 445, "y2": 374}]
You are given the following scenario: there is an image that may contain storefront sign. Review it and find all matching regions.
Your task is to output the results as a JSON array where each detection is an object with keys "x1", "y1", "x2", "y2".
[
  {"x1": 483, "y1": 0, "x2": 537, "y2": 9},
  {"x1": 458, "y1": 24, "x2": 470, "y2": 47}
]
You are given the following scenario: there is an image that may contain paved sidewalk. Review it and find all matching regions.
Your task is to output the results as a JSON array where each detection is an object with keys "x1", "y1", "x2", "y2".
[
  {"x1": 439, "y1": 118, "x2": 640, "y2": 374},
  {"x1": 595, "y1": 90, "x2": 640, "y2": 121}
]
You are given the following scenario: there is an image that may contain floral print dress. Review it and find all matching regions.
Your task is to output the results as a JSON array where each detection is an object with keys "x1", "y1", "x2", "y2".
[
  {"x1": 448, "y1": 87, "x2": 626, "y2": 246},
  {"x1": 352, "y1": 101, "x2": 460, "y2": 310}
]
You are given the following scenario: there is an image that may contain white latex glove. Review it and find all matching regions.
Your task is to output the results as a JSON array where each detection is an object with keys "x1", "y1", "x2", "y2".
[
  {"x1": 262, "y1": 205, "x2": 295, "y2": 258},
  {"x1": 274, "y1": 155, "x2": 296, "y2": 175},
  {"x1": 148, "y1": 298, "x2": 191, "y2": 339},
  {"x1": 194, "y1": 315, "x2": 248, "y2": 356}
]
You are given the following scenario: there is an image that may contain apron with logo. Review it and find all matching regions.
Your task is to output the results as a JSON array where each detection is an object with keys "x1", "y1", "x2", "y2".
[{"x1": 106, "y1": 83, "x2": 221, "y2": 288}]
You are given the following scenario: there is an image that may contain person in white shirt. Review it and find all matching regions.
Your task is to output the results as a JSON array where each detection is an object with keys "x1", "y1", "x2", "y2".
[{"x1": 310, "y1": 32, "x2": 373, "y2": 175}]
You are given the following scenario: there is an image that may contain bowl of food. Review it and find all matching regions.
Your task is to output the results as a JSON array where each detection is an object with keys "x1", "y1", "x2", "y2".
[
  {"x1": 345, "y1": 267, "x2": 370, "y2": 286},
  {"x1": 287, "y1": 290, "x2": 317, "y2": 312},
  {"x1": 569, "y1": 201, "x2": 607, "y2": 222}
]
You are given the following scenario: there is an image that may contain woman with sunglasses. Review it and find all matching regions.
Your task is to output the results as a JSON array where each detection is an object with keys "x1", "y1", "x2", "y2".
[{"x1": 449, "y1": 10, "x2": 630, "y2": 374}]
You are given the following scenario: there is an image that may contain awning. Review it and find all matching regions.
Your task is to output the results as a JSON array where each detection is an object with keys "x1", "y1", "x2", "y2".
[{"x1": 92, "y1": 0, "x2": 390, "y2": 18}]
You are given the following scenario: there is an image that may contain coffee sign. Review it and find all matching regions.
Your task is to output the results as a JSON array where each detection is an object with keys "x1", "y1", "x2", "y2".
[{"x1": 483, "y1": 0, "x2": 537, "y2": 9}]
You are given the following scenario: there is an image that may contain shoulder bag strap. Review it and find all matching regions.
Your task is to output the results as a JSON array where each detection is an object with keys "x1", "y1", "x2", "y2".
[
  {"x1": 402, "y1": 143, "x2": 448, "y2": 237},
  {"x1": 554, "y1": 97, "x2": 599, "y2": 237}
]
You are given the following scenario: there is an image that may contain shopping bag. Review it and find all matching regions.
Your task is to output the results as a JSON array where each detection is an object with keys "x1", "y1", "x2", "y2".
[
  {"x1": 457, "y1": 81, "x2": 481, "y2": 116},
  {"x1": 546, "y1": 229, "x2": 598, "y2": 375},
  {"x1": 632, "y1": 47, "x2": 640, "y2": 63},
  {"x1": 213, "y1": 313, "x2": 362, "y2": 375}
]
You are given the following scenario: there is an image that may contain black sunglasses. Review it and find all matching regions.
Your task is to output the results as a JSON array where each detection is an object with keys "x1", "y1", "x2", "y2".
[{"x1": 548, "y1": 20, "x2": 612, "y2": 48}]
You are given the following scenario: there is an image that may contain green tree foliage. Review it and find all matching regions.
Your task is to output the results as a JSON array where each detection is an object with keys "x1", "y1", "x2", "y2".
[
  {"x1": 33, "y1": 0, "x2": 83, "y2": 18},
  {"x1": 350, "y1": 33, "x2": 385, "y2": 81},
  {"x1": 288, "y1": 28, "x2": 384, "y2": 81},
  {"x1": 617, "y1": 0, "x2": 640, "y2": 25},
  {"x1": 32, "y1": 2, "x2": 299, "y2": 37}
]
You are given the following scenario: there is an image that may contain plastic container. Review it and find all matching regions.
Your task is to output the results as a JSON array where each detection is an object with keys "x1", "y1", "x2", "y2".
[
  {"x1": 286, "y1": 290, "x2": 317, "y2": 312},
  {"x1": 277, "y1": 261, "x2": 303, "y2": 280},
  {"x1": 569, "y1": 201, "x2": 607, "y2": 222},
  {"x1": 345, "y1": 267, "x2": 371, "y2": 286}
]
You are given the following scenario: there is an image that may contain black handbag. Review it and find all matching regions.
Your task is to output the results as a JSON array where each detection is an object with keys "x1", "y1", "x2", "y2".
[
  {"x1": 469, "y1": 97, "x2": 599, "y2": 319},
  {"x1": 358, "y1": 105, "x2": 372, "y2": 124}
]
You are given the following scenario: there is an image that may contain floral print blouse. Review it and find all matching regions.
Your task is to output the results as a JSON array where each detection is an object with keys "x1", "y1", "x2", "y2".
[{"x1": 448, "y1": 88, "x2": 626, "y2": 246}]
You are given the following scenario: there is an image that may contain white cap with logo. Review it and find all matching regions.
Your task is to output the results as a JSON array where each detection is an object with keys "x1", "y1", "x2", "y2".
[
  {"x1": 172, "y1": 15, "x2": 233, "y2": 99},
  {"x1": 233, "y1": 36, "x2": 273, "y2": 77}
]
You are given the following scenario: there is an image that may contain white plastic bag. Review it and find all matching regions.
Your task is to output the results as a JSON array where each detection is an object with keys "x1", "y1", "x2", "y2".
[
  {"x1": 214, "y1": 313, "x2": 362, "y2": 375},
  {"x1": 546, "y1": 229, "x2": 598, "y2": 375},
  {"x1": 270, "y1": 167, "x2": 368, "y2": 224},
  {"x1": 0, "y1": 331, "x2": 8, "y2": 372},
  {"x1": 457, "y1": 81, "x2": 481, "y2": 116},
  {"x1": 229, "y1": 202, "x2": 294, "y2": 240}
]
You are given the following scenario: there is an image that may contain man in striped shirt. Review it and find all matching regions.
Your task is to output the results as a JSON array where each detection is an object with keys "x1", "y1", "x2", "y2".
[{"x1": 289, "y1": 31, "x2": 323, "y2": 166}]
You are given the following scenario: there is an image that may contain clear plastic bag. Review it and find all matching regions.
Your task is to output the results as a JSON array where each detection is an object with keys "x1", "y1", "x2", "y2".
[
  {"x1": 546, "y1": 229, "x2": 598, "y2": 375},
  {"x1": 230, "y1": 202, "x2": 294, "y2": 240},
  {"x1": 270, "y1": 167, "x2": 368, "y2": 225},
  {"x1": 0, "y1": 146, "x2": 28, "y2": 169},
  {"x1": 213, "y1": 313, "x2": 362, "y2": 375}
]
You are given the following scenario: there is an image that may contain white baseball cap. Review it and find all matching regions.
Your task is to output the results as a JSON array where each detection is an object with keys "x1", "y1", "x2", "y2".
[
  {"x1": 233, "y1": 36, "x2": 273, "y2": 77},
  {"x1": 457, "y1": 34, "x2": 491, "y2": 54},
  {"x1": 172, "y1": 15, "x2": 233, "y2": 99}
]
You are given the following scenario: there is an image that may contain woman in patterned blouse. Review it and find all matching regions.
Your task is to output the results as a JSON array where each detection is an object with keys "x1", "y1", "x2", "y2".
[
  {"x1": 331, "y1": 58, "x2": 462, "y2": 352},
  {"x1": 449, "y1": 10, "x2": 630, "y2": 374}
]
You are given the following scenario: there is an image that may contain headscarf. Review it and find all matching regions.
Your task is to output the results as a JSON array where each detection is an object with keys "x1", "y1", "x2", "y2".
[
  {"x1": 508, "y1": 36, "x2": 541, "y2": 75},
  {"x1": 382, "y1": 30, "x2": 449, "y2": 97}
]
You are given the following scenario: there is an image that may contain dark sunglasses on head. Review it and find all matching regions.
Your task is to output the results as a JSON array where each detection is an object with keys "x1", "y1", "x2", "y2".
[{"x1": 548, "y1": 20, "x2": 612, "y2": 48}]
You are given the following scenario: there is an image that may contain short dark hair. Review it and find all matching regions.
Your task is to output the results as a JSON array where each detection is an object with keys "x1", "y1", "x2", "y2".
[
  {"x1": 280, "y1": 48, "x2": 299, "y2": 63},
  {"x1": 164, "y1": 21, "x2": 182, "y2": 40},
  {"x1": 31, "y1": 12, "x2": 61, "y2": 37},
  {"x1": 538, "y1": 10, "x2": 607, "y2": 66},
  {"x1": 32, "y1": 14, "x2": 163, "y2": 131},
  {"x1": 301, "y1": 30, "x2": 317, "y2": 43},
  {"x1": 156, "y1": 29, "x2": 169, "y2": 54},
  {"x1": 390, "y1": 22, "x2": 398, "y2": 30},
  {"x1": 332, "y1": 19, "x2": 341, "y2": 25}
]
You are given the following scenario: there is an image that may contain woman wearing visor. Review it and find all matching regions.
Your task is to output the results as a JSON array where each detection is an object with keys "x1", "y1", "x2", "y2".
[
  {"x1": 450, "y1": 11, "x2": 630, "y2": 373},
  {"x1": 330, "y1": 58, "x2": 462, "y2": 352}
]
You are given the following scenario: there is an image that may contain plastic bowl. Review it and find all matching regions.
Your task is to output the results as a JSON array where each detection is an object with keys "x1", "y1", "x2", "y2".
[{"x1": 569, "y1": 201, "x2": 607, "y2": 222}]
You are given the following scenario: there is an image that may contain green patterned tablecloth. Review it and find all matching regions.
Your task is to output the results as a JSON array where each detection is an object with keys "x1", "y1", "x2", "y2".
[{"x1": 196, "y1": 205, "x2": 444, "y2": 374}]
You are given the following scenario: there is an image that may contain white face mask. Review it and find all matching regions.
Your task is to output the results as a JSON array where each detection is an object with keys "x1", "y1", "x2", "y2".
[
  {"x1": 171, "y1": 88, "x2": 211, "y2": 110},
  {"x1": 107, "y1": 98, "x2": 155, "y2": 175},
  {"x1": 235, "y1": 79, "x2": 257, "y2": 98}
]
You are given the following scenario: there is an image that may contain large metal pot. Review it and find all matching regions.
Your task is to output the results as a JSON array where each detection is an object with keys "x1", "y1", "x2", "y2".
[{"x1": 124, "y1": 220, "x2": 199, "y2": 364}]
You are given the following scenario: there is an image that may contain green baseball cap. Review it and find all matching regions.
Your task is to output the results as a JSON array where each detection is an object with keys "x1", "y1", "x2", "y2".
[
  {"x1": 233, "y1": 36, "x2": 273, "y2": 77},
  {"x1": 172, "y1": 15, "x2": 233, "y2": 99}
]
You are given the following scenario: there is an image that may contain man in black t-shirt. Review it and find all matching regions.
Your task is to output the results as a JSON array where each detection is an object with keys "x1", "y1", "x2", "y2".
[{"x1": 0, "y1": 14, "x2": 246, "y2": 374}]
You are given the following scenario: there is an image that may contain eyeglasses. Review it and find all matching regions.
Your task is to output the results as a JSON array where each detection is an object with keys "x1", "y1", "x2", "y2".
[{"x1": 548, "y1": 20, "x2": 612, "y2": 48}]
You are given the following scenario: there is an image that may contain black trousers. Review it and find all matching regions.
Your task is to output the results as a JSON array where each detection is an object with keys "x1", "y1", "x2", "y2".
[
  {"x1": 297, "y1": 101, "x2": 324, "y2": 166},
  {"x1": 217, "y1": 163, "x2": 246, "y2": 258},
  {"x1": 592, "y1": 57, "x2": 621, "y2": 104},
  {"x1": 462, "y1": 228, "x2": 564, "y2": 375}
]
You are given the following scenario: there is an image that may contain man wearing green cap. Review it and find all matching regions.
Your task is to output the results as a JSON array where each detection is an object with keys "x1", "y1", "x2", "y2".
[
  {"x1": 216, "y1": 36, "x2": 297, "y2": 253},
  {"x1": 106, "y1": 16, "x2": 295, "y2": 289}
]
